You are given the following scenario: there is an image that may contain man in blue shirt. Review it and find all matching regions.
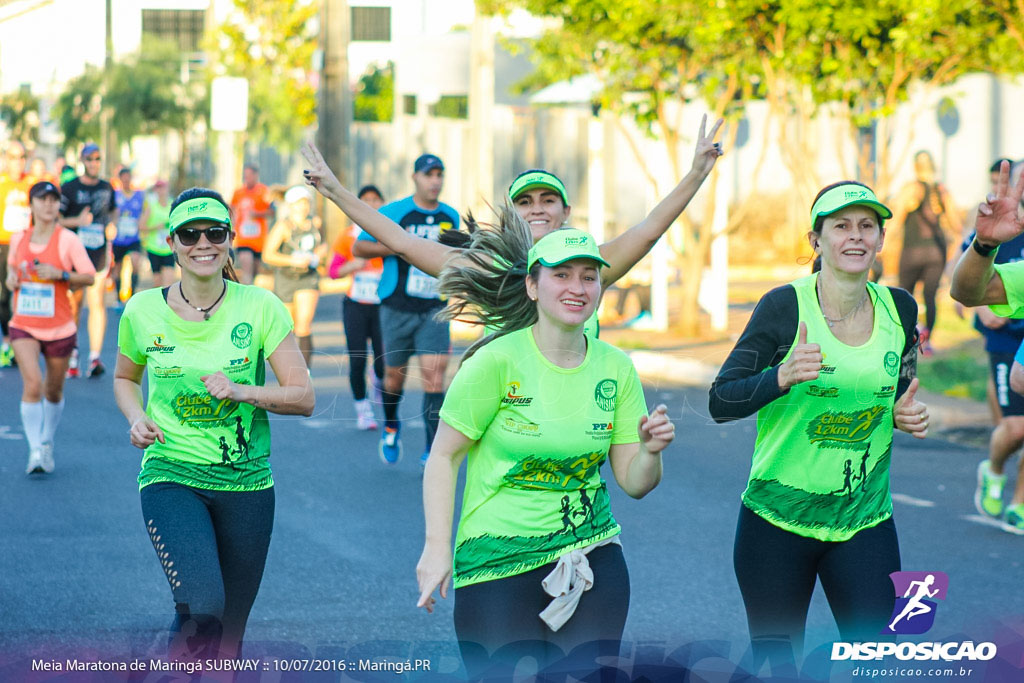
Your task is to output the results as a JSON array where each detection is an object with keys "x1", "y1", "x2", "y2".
[{"x1": 353, "y1": 154, "x2": 459, "y2": 466}]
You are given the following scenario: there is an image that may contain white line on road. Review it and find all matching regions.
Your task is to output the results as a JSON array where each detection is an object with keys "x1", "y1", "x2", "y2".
[
  {"x1": 0, "y1": 425, "x2": 21, "y2": 440},
  {"x1": 891, "y1": 493, "x2": 936, "y2": 508},
  {"x1": 961, "y1": 514, "x2": 1007, "y2": 529}
]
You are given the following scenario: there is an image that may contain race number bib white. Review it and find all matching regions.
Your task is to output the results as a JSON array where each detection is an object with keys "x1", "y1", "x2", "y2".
[
  {"x1": 117, "y1": 215, "x2": 139, "y2": 239},
  {"x1": 240, "y1": 220, "x2": 261, "y2": 238},
  {"x1": 3, "y1": 204, "x2": 30, "y2": 233},
  {"x1": 16, "y1": 282, "x2": 55, "y2": 317},
  {"x1": 79, "y1": 223, "x2": 105, "y2": 249},
  {"x1": 405, "y1": 266, "x2": 440, "y2": 299},
  {"x1": 350, "y1": 271, "x2": 381, "y2": 303}
]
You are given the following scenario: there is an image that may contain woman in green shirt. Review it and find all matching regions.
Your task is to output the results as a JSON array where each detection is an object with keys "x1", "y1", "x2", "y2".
[
  {"x1": 709, "y1": 181, "x2": 929, "y2": 673},
  {"x1": 113, "y1": 188, "x2": 314, "y2": 661},
  {"x1": 138, "y1": 179, "x2": 175, "y2": 288},
  {"x1": 415, "y1": 215, "x2": 675, "y2": 679}
]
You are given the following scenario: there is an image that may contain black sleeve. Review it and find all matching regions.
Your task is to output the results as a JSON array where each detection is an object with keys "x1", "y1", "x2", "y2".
[
  {"x1": 59, "y1": 182, "x2": 73, "y2": 217},
  {"x1": 709, "y1": 286, "x2": 799, "y2": 423},
  {"x1": 108, "y1": 184, "x2": 117, "y2": 213},
  {"x1": 889, "y1": 286, "x2": 920, "y2": 400}
]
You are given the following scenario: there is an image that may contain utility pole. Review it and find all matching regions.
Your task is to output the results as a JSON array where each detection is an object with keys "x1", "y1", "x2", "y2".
[
  {"x1": 468, "y1": 13, "x2": 494, "y2": 216},
  {"x1": 318, "y1": 0, "x2": 352, "y2": 240},
  {"x1": 102, "y1": 0, "x2": 114, "y2": 176}
]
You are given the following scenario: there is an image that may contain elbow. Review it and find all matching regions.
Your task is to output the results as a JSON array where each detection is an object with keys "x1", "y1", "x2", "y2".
[
  {"x1": 627, "y1": 478, "x2": 661, "y2": 500},
  {"x1": 948, "y1": 280, "x2": 975, "y2": 306},
  {"x1": 300, "y1": 394, "x2": 316, "y2": 417}
]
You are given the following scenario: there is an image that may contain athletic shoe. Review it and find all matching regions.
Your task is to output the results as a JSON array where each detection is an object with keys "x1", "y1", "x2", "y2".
[
  {"x1": 355, "y1": 400, "x2": 378, "y2": 431},
  {"x1": 66, "y1": 349, "x2": 80, "y2": 378},
  {"x1": 87, "y1": 358, "x2": 106, "y2": 378},
  {"x1": 1004, "y1": 504, "x2": 1024, "y2": 535},
  {"x1": 974, "y1": 459, "x2": 1005, "y2": 518},
  {"x1": 379, "y1": 425, "x2": 402, "y2": 465},
  {"x1": 26, "y1": 448, "x2": 45, "y2": 474},
  {"x1": 0, "y1": 344, "x2": 13, "y2": 368},
  {"x1": 420, "y1": 449, "x2": 430, "y2": 468},
  {"x1": 39, "y1": 442, "x2": 55, "y2": 474}
]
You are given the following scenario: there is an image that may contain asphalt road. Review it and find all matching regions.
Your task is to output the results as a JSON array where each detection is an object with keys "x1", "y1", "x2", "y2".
[{"x1": 1, "y1": 294, "x2": 1022, "y2": 682}]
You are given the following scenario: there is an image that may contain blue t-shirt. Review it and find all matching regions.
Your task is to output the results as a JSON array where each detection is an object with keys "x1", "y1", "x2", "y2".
[
  {"x1": 357, "y1": 195, "x2": 460, "y2": 313},
  {"x1": 114, "y1": 189, "x2": 146, "y2": 246},
  {"x1": 960, "y1": 231, "x2": 1024, "y2": 354}
]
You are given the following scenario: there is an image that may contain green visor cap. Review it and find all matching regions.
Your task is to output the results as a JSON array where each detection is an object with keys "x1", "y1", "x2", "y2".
[
  {"x1": 527, "y1": 228, "x2": 610, "y2": 270},
  {"x1": 509, "y1": 170, "x2": 569, "y2": 205},
  {"x1": 168, "y1": 197, "x2": 232, "y2": 234},
  {"x1": 810, "y1": 184, "x2": 893, "y2": 229}
]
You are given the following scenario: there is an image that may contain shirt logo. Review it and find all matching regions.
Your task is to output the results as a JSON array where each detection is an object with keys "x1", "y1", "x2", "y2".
[
  {"x1": 231, "y1": 323, "x2": 253, "y2": 349},
  {"x1": 594, "y1": 379, "x2": 617, "y2": 412},
  {"x1": 806, "y1": 385, "x2": 840, "y2": 398},
  {"x1": 806, "y1": 405, "x2": 886, "y2": 446},
  {"x1": 146, "y1": 334, "x2": 176, "y2": 353},
  {"x1": 501, "y1": 381, "x2": 533, "y2": 406},
  {"x1": 884, "y1": 351, "x2": 899, "y2": 376}
]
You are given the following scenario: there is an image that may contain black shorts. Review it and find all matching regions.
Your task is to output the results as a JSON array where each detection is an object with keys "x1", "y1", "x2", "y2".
[
  {"x1": 112, "y1": 241, "x2": 141, "y2": 262},
  {"x1": 146, "y1": 251, "x2": 176, "y2": 272},
  {"x1": 990, "y1": 353, "x2": 1024, "y2": 417},
  {"x1": 85, "y1": 246, "x2": 109, "y2": 273}
]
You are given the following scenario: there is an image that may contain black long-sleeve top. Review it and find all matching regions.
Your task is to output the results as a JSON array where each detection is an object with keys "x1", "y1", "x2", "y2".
[{"x1": 708, "y1": 284, "x2": 919, "y2": 423}]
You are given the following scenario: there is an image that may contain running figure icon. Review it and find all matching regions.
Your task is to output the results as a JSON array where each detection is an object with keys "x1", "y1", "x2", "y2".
[{"x1": 888, "y1": 574, "x2": 939, "y2": 631}]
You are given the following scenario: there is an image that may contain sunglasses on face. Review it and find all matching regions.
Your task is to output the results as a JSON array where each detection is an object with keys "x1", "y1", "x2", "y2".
[
  {"x1": 85, "y1": 156, "x2": 101, "y2": 162},
  {"x1": 175, "y1": 225, "x2": 230, "y2": 246}
]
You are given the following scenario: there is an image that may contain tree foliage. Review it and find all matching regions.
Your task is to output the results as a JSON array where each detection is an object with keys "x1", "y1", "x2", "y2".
[
  {"x1": 205, "y1": 0, "x2": 318, "y2": 149},
  {"x1": 0, "y1": 89, "x2": 41, "y2": 143},
  {"x1": 353, "y1": 62, "x2": 394, "y2": 122},
  {"x1": 52, "y1": 66, "x2": 104, "y2": 150}
]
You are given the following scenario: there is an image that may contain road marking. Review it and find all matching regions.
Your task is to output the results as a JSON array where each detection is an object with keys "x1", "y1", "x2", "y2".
[
  {"x1": 300, "y1": 419, "x2": 333, "y2": 429},
  {"x1": 891, "y1": 493, "x2": 935, "y2": 508},
  {"x1": 962, "y1": 514, "x2": 1006, "y2": 529},
  {"x1": 0, "y1": 425, "x2": 21, "y2": 440}
]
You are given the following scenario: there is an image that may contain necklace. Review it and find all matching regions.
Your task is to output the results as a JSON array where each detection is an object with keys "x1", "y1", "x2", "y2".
[
  {"x1": 179, "y1": 280, "x2": 227, "y2": 320},
  {"x1": 817, "y1": 277, "x2": 868, "y2": 328}
]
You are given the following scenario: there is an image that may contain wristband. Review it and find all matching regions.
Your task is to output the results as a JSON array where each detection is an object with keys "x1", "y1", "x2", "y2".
[
  {"x1": 973, "y1": 238, "x2": 1000, "y2": 257},
  {"x1": 61, "y1": 270, "x2": 70, "y2": 281}
]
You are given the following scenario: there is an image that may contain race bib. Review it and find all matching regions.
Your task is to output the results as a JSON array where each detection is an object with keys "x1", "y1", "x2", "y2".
[
  {"x1": 240, "y1": 220, "x2": 261, "y2": 238},
  {"x1": 79, "y1": 223, "x2": 105, "y2": 249},
  {"x1": 406, "y1": 266, "x2": 439, "y2": 299},
  {"x1": 3, "y1": 204, "x2": 30, "y2": 233},
  {"x1": 117, "y1": 215, "x2": 139, "y2": 239},
  {"x1": 350, "y1": 271, "x2": 381, "y2": 303},
  {"x1": 16, "y1": 282, "x2": 55, "y2": 317}
]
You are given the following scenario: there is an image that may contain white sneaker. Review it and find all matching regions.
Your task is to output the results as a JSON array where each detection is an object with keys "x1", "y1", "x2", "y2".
[
  {"x1": 26, "y1": 448, "x2": 45, "y2": 474},
  {"x1": 355, "y1": 400, "x2": 378, "y2": 431},
  {"x1": 39, "y1": 442, "x2": 55, "y2": 473}
]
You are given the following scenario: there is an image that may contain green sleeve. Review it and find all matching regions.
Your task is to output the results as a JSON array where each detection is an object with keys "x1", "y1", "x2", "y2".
[
  {"x1": 117, "y1": 306, "x2": 145, "y2": 364},
  {"x1": 990, "y1": 262, "x2": 1024, "y2": 318},
  {"x1": 439, "y1": 350, "x2": 503, "y2": 441},
  {"x1": 610, "y1": 361, "x2": 647, "y2": 445},
  {"x1": 260, "y1": 291, "x2": 295, "y2": 355}
]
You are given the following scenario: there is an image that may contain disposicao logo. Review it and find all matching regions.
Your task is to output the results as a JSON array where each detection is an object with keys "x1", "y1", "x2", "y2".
[{"x1": 831, "y1": 570, "x2": 997, "y2": 662}]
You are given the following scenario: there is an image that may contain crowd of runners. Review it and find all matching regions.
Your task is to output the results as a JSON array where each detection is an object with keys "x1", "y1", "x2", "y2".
[{"x1": 3, "y1": 127, "x2": 1024, "y2": 678}]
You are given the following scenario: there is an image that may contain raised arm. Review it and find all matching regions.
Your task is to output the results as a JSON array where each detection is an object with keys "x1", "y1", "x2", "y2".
[
  {"x1": 301, "y1": 140, "x2": 456, "y2": 276},
  {"x1": 599, "y1": 115, "x2": 724, "y2": 287}
]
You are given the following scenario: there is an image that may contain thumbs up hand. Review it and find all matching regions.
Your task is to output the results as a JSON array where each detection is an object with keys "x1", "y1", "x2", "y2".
[
  {"x1": 778, "y1": 321, "x2": 823, "y2": 391},
  {"x1": 894, "y1": 377, "x2": 929, "y2": 439}
]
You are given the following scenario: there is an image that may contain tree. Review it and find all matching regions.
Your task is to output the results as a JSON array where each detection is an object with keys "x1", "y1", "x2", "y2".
[
  {"x1": 205, "y1": 0, "x2": 318, "y2": 150},
  {"x1": 0, "y1": 88, "x2": 41, "y2": 144},
  {"x1": 52, "y1": 66, "x2": 104, "y2": 151},
  {"x1": 353, "y1": 62, "x2": 394, "y2": 122}
]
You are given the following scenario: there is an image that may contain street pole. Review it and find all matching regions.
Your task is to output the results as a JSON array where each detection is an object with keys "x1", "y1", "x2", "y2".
[
  {"x1": 318, "y1": 0, "x2": 352, "y2": 242},
  {"x1": 102, "y1": 0, "x2": 114, "y2": 175},
  {"x1": 468, "y1": 13, "x2": 494, "y2": 216}
]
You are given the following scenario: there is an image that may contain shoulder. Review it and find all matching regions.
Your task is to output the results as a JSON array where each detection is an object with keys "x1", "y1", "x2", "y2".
[
  {"x1": 590, "y1": 337, "x2": 634, "y2": 366},
  {"x1": 758, "y1": 284, "x2": 798, "y2": 312},
  {"x1": 885, "y1": 285, "x2": 918, "y2": 320},
  {"x1": 379, "y1": 196, "x2": 413, "y2": 219},
  {"x1": 123, "y1": 287, "x2": 164, "y2": 318},
  {"x1": 438, "y1": 202, "x2": 459, "y2": 219}
]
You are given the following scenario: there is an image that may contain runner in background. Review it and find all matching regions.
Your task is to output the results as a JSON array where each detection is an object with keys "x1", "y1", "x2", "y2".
[
  {"x1": 112, "y1": 167, "x2": 146, "y2": 303},
  {"x1": 139, "y1": 179, "x2": 176, "y2": 288},
  {"x1": 262, "y1": 185, "x2": 325, "y2": 369},
  {"x1": 230, "y1": 164, "x2": 274, "y2": 287},
  {"x1": 59, "y1": 143, "x2": 119, "y2": 378},
  {"x1": 329, "y1": 184, "x2": 386, "y2": 430},
  {"x1": 0, "y1": 141, "x2": 33, "y2": 367},
  {"x1": 6, "y1": 181, "x2": 95, "y2": 473}
]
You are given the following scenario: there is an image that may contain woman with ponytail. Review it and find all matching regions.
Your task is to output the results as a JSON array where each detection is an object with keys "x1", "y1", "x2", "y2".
[
  {"x1": 113, "y1": 187, "x2": 314, "y2": 661},
  {"x1": 416, "y1": 208, "x2": 676, "y2": 679}
]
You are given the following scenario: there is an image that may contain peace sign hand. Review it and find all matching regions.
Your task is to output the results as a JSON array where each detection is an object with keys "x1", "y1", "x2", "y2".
[
  {"x1": 975, "y1": 160, "x2": 1024, "y2": 247},
  {"x1": 690, "y1": 114, "x2": 725, "y2": 177},
  {"x1": 301, "y1": 140, "x2": 344, "y2": 201}
]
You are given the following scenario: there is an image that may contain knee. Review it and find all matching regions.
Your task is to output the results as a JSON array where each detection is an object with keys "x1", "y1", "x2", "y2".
[
  {"x1": 43, "y1": 387, "x2": 63, "y2": 403},
  {"x1": 21, "y1": 380, "x2": 42, "y2": 403},
  {"x1": 1003, "y1": 417, "x2": 1024, "y2": 444}
]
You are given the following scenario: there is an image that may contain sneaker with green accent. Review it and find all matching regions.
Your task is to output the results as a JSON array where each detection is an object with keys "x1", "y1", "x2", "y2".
[
  {"x1": 1004, "y1": 504, "x2": 1024, "y2": 535},
  {"x1": 0, "y1": 344, "x2": 14, "y2": 368},
  {"x1": 974, "y1": 460, "x2": 1005, "y2": 518}
]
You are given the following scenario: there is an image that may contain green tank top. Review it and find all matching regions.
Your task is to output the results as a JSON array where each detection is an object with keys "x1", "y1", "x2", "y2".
[
  {"x1": 143, "y1": 197, "x2": 172, "y2": 256},
  {"x1": 744, "y1": 274, "x2": 904, "y2": 541}
]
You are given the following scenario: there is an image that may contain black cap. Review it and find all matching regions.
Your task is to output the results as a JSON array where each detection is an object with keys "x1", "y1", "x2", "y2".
[
  {"x1": 414, "y1": 154, "x2": 444, "y2": 174},
  {"x1": 29, "y1": 181, "x2": 60, "y2": 200}
]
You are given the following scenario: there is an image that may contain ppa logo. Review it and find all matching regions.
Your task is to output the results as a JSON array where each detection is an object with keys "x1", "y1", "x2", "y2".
[{"x1": 883, "y1": 571, "x2": 949, "y2": 635}]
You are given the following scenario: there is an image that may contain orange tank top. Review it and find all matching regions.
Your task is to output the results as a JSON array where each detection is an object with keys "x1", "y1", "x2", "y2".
[{"x1": 10, "y1": 227, "x2": 74, "y2": 334}]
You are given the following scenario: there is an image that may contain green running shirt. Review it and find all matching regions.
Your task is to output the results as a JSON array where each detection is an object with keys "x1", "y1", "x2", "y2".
[
  {"x1": 117, "y1": 282, "x2": 294, "y2": 491},
  {"x1": 745, "y1": 274, "x2": 904, "y2": 541},
  {"x1": 440, "y1": 326, "x2": 647, "y2": 588},
  {"x1": 143, "y1": 196, "x2": 172, "y2": 256},
  {"x1": 990, "y1": 261, "x2": 1024, "y2": 318}
]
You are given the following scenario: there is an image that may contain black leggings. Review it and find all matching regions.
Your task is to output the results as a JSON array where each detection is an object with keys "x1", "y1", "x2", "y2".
[
  {"x1": 342, "y1": 296, "x2": 384, "y2": 401},
  {"x1": 454, "y1": 543, "x2": 629, "y2": 681},
  {"x1": 898, "y1": 247, "x2": 944, "y2": 331},
  {"x1": 140, "y1": 482, "x2": 275, "y2": 659},
  {"x1": 734, "y1": 505, "x2": 900, "y2": 672},
  {"x1": 0, "y1": 244, "x2": 10, "y2": 337}
]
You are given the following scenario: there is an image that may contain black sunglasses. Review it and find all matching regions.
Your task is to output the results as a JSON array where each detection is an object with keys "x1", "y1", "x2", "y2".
[{"x1": 175, "y1": 225, "x2": 231, "y2": 246}]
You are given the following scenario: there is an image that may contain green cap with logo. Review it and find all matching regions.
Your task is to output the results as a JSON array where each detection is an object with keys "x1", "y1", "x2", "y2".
[
  {"x1": 509, "y1": 169, "x2": 569, "y2": 205},
  {"x1": 810, "y1": 183, "x2": 892, "y2": 230},
  {"x1": 168, "y1": 197, "x2": 232, "y2": 234},
  {"x1": 527, "y1": 228, "x2": 610, "y2": 270}
]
